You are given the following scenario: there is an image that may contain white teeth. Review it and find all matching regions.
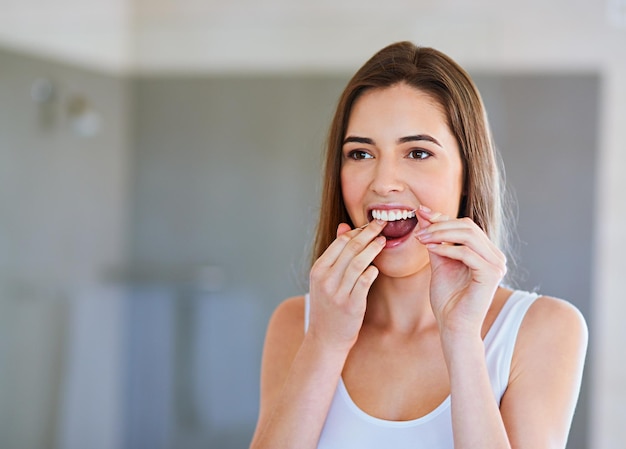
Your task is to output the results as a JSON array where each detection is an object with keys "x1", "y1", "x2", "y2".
[{"x1": 371, "y1": 209, "x2": 415, "y2": 222}]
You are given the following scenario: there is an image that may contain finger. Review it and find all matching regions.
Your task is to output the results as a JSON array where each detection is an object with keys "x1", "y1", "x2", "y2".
[
  {"x1": 349, "y1": 264, "x2": 380, "y2": 299},
  {"x1": 431, "y1": 233, "x2": 504, "y2": 268},
  {"x1": 310, "y1": 230, "x2": 385, "y2": 307},
  {"x1": 416, "y1": 217, "x2": 504, "y2": 266},
  {"x1": 330, "y1": 220, "x2": 386, "y2": 273},
  {"x1": 425, "y1": 243, "x2": 507, "y2": 282},
  {"x1": 416, "y1": 220, "x2": 485, "y2": 247},
  {"x1": 417, "y1": 205, "x2": 451, "y2": 225},
  {"x1": 420, "y1": 231, "x2": 505, "y2": 269},
  {"x1": 416, "y1": 205, "x2": 432, "y2": 230},
  {"x1": 314, "y1": 220, "x2": 386, "y2": 271},
  {"x1": 337, "y1": 222, "x2": 352, "y2": 238},
  {"x1": 335, "y1": 235, "x2": 386, "y2": 297}
]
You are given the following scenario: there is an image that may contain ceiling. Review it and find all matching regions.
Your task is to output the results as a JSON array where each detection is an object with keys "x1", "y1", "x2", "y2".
[{"x1": 0, "y1": 0, "x2": 624, "y2": 74}]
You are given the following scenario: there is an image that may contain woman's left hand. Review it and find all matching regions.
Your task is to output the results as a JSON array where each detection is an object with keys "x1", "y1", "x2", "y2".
[{"x1": 414, "y1": 205, "x2": 507, "y2": 338}]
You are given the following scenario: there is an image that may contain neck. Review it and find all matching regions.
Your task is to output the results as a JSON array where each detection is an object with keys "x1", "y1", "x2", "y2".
[{"x1": 364, "y1": 266, "x2": 436, "y2": 334}]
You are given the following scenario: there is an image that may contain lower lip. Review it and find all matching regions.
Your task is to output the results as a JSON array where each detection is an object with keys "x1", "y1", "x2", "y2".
[{"x1": 382, "y1": 229, "x2": 415, "y2": 249}]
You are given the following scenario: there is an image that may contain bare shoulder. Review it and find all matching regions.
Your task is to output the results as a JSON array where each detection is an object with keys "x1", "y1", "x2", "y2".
[
  {"x1": 522, "y1": 295, "x2": 588, "y2": 344},
  {"x1": 253, "y1": 296, "x2": 307, "y2": 439},
  {"x1": 262, "y1": 295, "x2": 307, "y2": 371},
  {"x1": 502, "y1": 294, "x2": 589, "y2": 446},
  {"x1": 259, "y1": 296, "x2": 307, "y2": 399},
  {"x1": 512, "y1": 294, "x2": 588, "y2": 378},
  {"x1": 266, "y1": 295, "x2": 306, "y2": 344}
]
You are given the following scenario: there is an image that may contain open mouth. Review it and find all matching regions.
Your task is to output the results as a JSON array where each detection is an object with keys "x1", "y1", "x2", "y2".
[{"x1": 368, "y1": 208, "x2": 418, "y2": 240}]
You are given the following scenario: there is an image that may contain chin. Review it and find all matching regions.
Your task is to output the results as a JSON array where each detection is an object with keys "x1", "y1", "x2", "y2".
[{"x1": 373, "y1": 248, "x2": 429, "y2": 280}]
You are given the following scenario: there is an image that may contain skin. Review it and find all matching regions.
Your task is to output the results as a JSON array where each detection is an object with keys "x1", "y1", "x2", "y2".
[{"x1": 250, "y1": 83, "x2": 588, "y2": 449}]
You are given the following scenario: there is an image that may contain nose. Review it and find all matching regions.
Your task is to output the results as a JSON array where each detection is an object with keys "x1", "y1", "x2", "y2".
[{"x1": 370, "y1": 156, "x2": 404, "y2": 195}]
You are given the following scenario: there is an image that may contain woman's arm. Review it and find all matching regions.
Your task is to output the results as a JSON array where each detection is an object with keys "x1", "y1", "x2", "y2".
[
  {"x1": 416, "y1": 206, "x2": 587, "y2": 448},
  {"x1": 250, "y1": 220, "x2": 387, "y2": 449},
  {"x1": 440, "y1": 301, "x2": 587, "y2": 449},
  {"x1": 249, "y1": 297, "x2": 347, "y2": 449},
  {"x1": 441, "y1": 327, "x2": 512, "y2": 448},
  {"x1": 500, "y1": 296, "x2": 588, "y2": 448}
]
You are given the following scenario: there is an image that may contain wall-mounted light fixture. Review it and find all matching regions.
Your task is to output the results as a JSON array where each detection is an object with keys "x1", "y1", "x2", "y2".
[
  {"x1": 66, "y1": 94, "x2": 102, "y2": 138},
  {"x1": 30, "y1": 77, "x2": 102, "y2": 138}
]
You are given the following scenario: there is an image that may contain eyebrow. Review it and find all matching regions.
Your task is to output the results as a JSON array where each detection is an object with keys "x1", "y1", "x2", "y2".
[{"x1": 343, "y1": 134, "x2": 442, "y2": 147}]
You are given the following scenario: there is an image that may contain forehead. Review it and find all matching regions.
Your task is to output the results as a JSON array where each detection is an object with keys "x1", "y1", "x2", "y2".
[
  {"x1": 346, "y1": 83, "x2": 452, "y2": 141},
  {"x1": 354, "y1": 83, "x2": 444, "y2": 111}
]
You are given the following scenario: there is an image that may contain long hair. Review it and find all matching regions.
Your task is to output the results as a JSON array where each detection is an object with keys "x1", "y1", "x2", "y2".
[{"x1": 312, "y1": 41, "x2": 511, "y2": 269}]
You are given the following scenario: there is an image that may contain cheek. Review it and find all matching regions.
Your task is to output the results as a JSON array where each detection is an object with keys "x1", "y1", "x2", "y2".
[
  {"x1": 439, "y1": 158, "x2": 465, "y2": 208},
  {"x1": 417, "y1": 171, "x2": 464, "y2": 214},
  {"x1": 340, "y1": 168, "x2": 370, "y2": 226},
  {"x1": 340, "y1": 168, "x2": 359, "y2": 206},
  {"x1": 441, "y1": 181, "x2": 464, "y2": 213}
]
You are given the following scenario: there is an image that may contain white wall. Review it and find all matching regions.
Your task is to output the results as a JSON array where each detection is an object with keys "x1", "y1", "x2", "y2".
[
  {"x1": 0, "y1": 0, "x2": 133, "y2": 72},
  {"x1": 0, "y1": 47, "x2": 133, "y2": 448},
  {"x1": 591, "y1": 60, "x2": 626, "y2": 449}
]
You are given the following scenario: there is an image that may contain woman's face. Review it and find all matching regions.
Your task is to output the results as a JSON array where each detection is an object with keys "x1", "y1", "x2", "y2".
[{"x1": 340, "y1": 83, "x2": 464, "y2": 278}]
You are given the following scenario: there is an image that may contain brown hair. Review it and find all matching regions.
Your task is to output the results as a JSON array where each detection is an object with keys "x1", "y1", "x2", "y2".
[{"x1": 312, "y1": 41, "x2": 510, "y2": 266}]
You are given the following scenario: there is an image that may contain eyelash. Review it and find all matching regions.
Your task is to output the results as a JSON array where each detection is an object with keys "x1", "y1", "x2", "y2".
[
  {"x1": 346, "y1": 150, "x2": 372, "y2": 160},
  {"x1": 408, "y1": 149, "x2": 432, "y2": 160},
  {"x1": 346, "y1": 149, "x2": 432, "y2": 160}
]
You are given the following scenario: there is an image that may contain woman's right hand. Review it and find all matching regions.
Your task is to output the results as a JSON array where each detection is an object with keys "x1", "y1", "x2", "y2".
[{"x1": 307, "y1": 220, "x2": 387, "y2": 353}]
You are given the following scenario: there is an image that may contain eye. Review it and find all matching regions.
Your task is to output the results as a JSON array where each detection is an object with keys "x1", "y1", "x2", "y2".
[
  {"x1": 346, "y1": 150, "x2": 373, "y2": 160},
  {"x1": 408, "y1": 149, "x2": 431, "y2": 160}
]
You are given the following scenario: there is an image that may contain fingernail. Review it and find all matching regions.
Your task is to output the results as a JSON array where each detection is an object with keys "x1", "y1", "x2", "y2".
[{"x1": 419, "y1": 204, "x2": 431, "y2": 212}]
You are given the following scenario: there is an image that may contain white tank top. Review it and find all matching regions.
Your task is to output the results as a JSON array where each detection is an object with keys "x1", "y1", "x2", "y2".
[{"x1": 304, "y1": 290, "x2": 539, "y2": 449}]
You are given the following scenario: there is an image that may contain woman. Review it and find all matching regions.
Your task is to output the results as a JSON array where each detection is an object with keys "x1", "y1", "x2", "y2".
[{"x1": 250, "y1": 41, "x2": 587, "y2": 449}]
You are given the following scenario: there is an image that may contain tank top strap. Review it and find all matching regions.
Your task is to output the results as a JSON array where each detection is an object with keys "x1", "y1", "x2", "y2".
[
  {"x1": 304, "y1": 293, "x2": 311, "y2": 333},
  {"x1": 483, "y1": 289, "x2": 540, "y2": 402}
]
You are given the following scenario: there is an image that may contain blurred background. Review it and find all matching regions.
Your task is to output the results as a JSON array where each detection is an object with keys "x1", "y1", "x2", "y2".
[{"x1": 1, "y1": 1, "x2": 625, "y2": 448}]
